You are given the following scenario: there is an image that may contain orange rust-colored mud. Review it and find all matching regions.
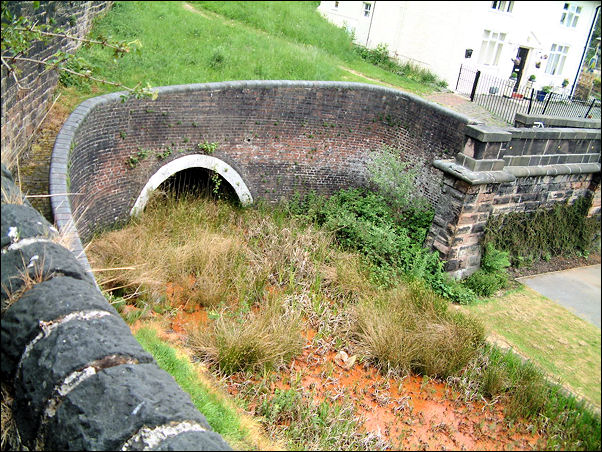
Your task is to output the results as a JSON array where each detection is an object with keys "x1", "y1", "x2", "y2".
[
  {"x1": 134, "y1": 284, "x2": 544, "y2": 451},
  {"x1": 226, "y1": 329, "x2": 543, "y2": 451}
]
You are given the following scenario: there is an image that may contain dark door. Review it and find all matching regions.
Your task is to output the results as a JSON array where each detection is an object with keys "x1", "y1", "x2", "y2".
[{"x1": 511, "y1": 47, "x2": 529, "y2": 91}]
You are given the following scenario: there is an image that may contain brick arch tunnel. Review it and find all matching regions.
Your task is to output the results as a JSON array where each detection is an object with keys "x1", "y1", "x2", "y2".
[{"x1": 130, "y1": 155, "x2": 253, "y2": 216}]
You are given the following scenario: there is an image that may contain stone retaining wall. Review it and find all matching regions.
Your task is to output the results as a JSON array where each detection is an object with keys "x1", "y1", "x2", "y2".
[
  {"x1": 427, "y1": 117, "x2": 601, "y2": 277},
  {"x1": 1, "y1": 163, "x2": 231, "y2": 450},
  {"x1": 1, "y1": 1, "x2": 112, "y2": 163}
]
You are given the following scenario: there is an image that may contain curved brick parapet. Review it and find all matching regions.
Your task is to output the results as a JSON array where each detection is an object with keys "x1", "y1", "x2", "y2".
[
  {"x1": 1, "y1": 163, "x2": 231, "y2": 451},
  {"x1": 49, "y1": 80, "x2": 474, "y2": 272}
]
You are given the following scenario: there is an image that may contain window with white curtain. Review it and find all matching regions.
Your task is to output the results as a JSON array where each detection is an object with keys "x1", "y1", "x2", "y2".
[
  {"x1": 560, "y1": 3, "x2": 582, "y2": 28},
  {"x1": 478, "y1": 30, "x2": 506, "y2": 66},
  {"x1": 545, "y1": 44, "x2": 569, "y2": 75}
]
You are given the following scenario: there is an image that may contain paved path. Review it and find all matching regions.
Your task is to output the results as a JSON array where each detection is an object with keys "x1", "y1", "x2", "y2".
[
  {"x1": 517, "y1": 264, "x2": 602, "y2": 329},
  {"x1": 426, "y1": 91, "x2": 511, "y2": 127}
]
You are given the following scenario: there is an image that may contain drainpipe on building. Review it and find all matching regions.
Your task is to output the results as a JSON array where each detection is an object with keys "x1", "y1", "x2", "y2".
[
  {"x1": 571, "y1": 5, "x2": 600, "y2": 98},
  {"x1": 366, "y1": 1, "x2": 376, "y2": 47}
]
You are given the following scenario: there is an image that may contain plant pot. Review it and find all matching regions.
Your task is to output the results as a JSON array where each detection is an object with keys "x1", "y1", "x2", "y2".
[{"x1": 536, "y1": 90, "x2": 547, "y2": 101}]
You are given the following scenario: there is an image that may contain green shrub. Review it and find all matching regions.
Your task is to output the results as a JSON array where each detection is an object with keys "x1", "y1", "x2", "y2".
[{"x1": 463, "y1": 270, "x2": 507, "y2": 297}]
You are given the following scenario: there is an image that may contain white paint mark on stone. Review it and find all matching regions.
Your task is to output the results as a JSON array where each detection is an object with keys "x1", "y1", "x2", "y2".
[
  {"x1": 6, "y1": 237, "x2": 55, "y2": 252},
  {"x1": 27, "y1": 255, "x2": 39, "y2": 268},
  {"x1": 8, "y1": 226, "x2": 19, "y2": 243},
  {"x1": 121, "y1": 421, "x2": 207, "y2": 451},
  {"x1": 17, "y1": 310, "x2": 113, "y2": 376}
]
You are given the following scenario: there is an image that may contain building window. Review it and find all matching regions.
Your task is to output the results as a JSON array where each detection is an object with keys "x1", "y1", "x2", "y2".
[
  {"x1": 363, "y1": 2, "x2": 371, "y2": 17},
  {"x1": 478, "y1": 30, "x2": 506, "y2": 66},
  {"x1": 491, "y1": 1, "x2": 514, "y2": 13},
  {"x1": 545, "y1": 44, "x2": 569, "y2": 75},
  {"x1": 560, "y1": 3, "x2": 581, "y2": 28}
]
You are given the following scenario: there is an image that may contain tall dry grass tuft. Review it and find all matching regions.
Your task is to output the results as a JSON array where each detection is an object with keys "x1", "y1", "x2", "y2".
[
  {"x1": 1, "y1": 383, "x2": 21, "y2": 451},
  {"x1": 350, "y1": 280, "x2": 485, "y2": 378},
  {"x1": 187, "y1": 297, "x2": 304, "y2": 374},
  {"x1": 87, "y1": 194, "x2": 251, "y2": 308}
]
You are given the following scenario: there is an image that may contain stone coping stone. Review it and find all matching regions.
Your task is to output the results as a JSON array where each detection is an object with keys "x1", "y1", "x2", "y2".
[
  {"x1": 464, "y1": 124, "x2": 512, "y2": 142},
  {"x1": 150, "y1": 431, "x2": 233, "y2": 451},
  {"x1": 505, "y1": 163, "x2": 601, "y2": 178},
  {"x1": 1, "y1": 277, "x2": 119, "y2": 381},
  {"x1": 515, "y1": 112, "x2": 601, "y2": 129},
  {"x1": 433, "y1": 160, "x2": 516, "y2": 185},
  {"x1": 1, "y1": 204, "x2": 58, "y2": 249},
  {"x1": 15, "y1": 314, "x2": 155, "y2": 443},
  {"x1": 434, "y1": 160, "x2": 601, "y2": 185},
  {"x1": 45, "y1": 363, "x2": 219, "y2": 451},
  {"x1": 511, "y1": 127, "x2": 600, "y2": 140},
  {"x1": 1, "y1": 241, "x2": 95, "y2": 307}
]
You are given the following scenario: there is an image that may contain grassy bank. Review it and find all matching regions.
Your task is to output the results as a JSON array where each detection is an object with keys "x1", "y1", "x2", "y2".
[
  {"x1": 60, "y1": 1, "x2": 445, "y2": 105},
  {"x1": 88, "y1": 192, "x2": 601, "y2": 451},
  {"x1": 460, "y1": 285, "x2": 601, "y2": 409}
]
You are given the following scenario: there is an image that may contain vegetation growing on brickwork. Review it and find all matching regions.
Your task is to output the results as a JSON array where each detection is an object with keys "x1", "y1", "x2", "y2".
[
  {"x1": 463, "y1": 243, "x2": 511, "y2": 297},
  {"x1": 198, "y1": 141, "x2": 219, "y2": 154},
  {"x1": 482, "y1": 196, "x2": 599, "y2": 268}
]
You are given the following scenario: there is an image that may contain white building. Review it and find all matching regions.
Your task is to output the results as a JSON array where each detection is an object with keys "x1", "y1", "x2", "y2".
[{"x1": 318, "y1": 1, "x2": 600, "y2": 93}]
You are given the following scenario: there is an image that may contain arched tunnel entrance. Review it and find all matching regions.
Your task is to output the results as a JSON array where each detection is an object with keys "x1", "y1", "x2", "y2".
[
  {"x1": 130, "y1": 155, "x2": 254, "y2": 216},
  {"x1": 157, "y1": 167, "x2": 239, "y2": 203}
]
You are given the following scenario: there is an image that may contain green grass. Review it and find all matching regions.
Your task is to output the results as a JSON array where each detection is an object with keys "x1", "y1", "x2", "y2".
[
  {"x1": 451, "y1": 343, "x2": 601, "y2": 451},
  {"x1": 134, "y1": 326, "x2": 268, "y2": 450},
  {"x1": 459, "y1": 285, "x2": 601, "y2": 409},
  {"x1": 62, "y1": 1, "x2": 443, "y2": 103}
]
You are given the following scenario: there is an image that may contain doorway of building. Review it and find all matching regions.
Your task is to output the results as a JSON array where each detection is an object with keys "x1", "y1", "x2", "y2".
[{"x1": 511, "y1": 47, "x2": 529, "y2": 91}]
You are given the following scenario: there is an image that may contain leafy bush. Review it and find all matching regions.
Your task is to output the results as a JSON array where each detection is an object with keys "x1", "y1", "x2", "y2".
[
  {"x1": 463, "y1": 243, "x2": 510, "y2": 297},
  {"x1": 353, "y1": 43, "x2": 447, "y2": 88}
]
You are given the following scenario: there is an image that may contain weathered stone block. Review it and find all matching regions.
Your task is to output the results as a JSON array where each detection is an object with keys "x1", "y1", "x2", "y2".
[
  {"x1": 45, "y1": 364, "x2": 227, "y2": 451},
  {"x1": 1, "y1": 277, "x2": 119, "y2": 381}
]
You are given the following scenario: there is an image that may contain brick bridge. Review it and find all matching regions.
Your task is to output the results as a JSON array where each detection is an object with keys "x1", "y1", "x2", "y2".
[{"x1": 50, "y1": 81, "x2": 600, "y2": 278}]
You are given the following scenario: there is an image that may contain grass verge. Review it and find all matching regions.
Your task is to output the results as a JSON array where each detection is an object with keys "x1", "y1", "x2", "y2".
[
  {"x1": 134, "y1": 325, "x2": 282, "y2": 450},
  {"x1": 459, "y1": 285, "x2": 601, "y2": 409}
]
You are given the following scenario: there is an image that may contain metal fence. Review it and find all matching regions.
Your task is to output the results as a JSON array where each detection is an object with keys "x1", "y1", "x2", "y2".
[{"x1": 456, "y1": 65, "x2": 601, "y2": 125}]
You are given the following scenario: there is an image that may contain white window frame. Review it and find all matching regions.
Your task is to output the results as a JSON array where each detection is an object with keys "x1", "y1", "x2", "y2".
[
  {"x1": 491, "y1": 1, "x2": 514, "y2": 13},
  {"x1": 363, "y1": 2, "x2": 372, "y2": 17},
  {"x1": 478, "y1": 30, "x2": 506, "y2": 66},
  {"x1": 560, "y1": 3, "x2": 582, "y2": 28},
  {"x1": 545, "y1": 44, "x2": 569, "y2": 75}
]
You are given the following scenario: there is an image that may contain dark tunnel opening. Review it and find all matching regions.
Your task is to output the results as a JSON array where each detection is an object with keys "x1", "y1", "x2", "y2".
[{"x1": 156, "y1": 167, "x2": 240, "y2": 204}]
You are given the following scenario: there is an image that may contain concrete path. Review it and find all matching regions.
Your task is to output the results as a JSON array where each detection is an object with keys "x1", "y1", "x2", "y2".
[
  {"x1": 517, "y1": 264, "x2": 601, "y2": 329},
  {"x1": 426, "y1": 91, "x2": 511, "y2": 127}
]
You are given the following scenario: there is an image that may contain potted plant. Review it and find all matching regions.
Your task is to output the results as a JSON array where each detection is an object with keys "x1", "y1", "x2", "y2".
[
  {"x1": 536, "y1": 85, "x2": 552, "y2": 101},
  {"x1": 562, "y1": 78, "x2": 569, "y2": 88},
  {"x1": 528, "y1": 74, "x2": 536, "y2": 82}
]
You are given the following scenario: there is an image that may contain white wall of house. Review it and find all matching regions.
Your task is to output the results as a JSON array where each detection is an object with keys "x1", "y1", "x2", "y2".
[{"x1": 318, "y1": 1, "x2": 599, "y2": 93}]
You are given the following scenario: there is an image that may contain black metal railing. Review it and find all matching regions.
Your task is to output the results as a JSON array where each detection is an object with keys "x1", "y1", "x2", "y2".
[{"x1": 456, "y1": 65, "x2": 601, "y2": 124}]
